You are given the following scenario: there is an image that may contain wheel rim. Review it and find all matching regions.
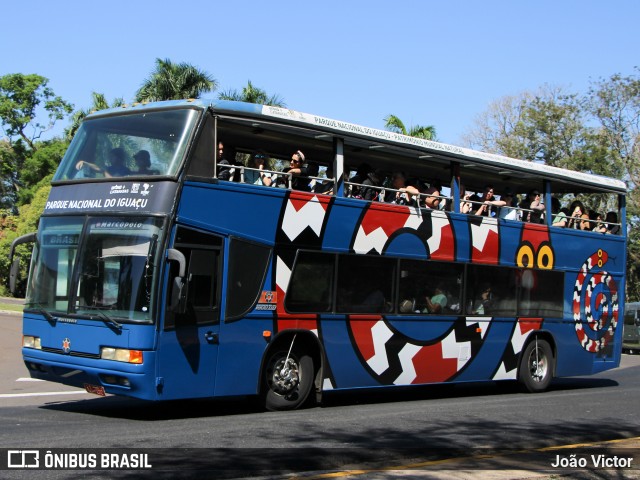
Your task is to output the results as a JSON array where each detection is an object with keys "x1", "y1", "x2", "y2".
[
  {"x1": 269, "y1": 356, "x2": 300, "y2": 395},
  {"x1": 528, "y1": 346, "x2": 548, "y2": 383}
]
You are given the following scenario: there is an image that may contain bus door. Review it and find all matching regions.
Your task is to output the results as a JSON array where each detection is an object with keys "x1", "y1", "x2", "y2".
[{"x1": 157, "y1": 227, "x2": 223, "y2": 399}]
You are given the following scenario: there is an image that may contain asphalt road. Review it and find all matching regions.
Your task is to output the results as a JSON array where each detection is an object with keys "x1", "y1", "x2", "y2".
[{"x1": 1, "y1": 310, "x2": 640, "y2": 479}]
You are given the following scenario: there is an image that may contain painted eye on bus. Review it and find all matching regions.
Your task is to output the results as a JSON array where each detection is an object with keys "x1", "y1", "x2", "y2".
[
  {"x1": 516, "y1": 243, "x2": 535, "y2": 268},
  {"x1": 516, "y1": 241, "x2": 555, "y2": 270}
]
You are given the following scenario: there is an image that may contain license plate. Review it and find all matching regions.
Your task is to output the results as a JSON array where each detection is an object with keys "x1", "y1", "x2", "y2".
[{"x1": 84, "y1": 384, "x2": 106, "y2": 396}]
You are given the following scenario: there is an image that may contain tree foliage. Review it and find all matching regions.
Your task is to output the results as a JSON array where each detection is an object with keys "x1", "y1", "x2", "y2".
[
  {"x1": 66, "y1": 92, "x2": 125, "y2": 141},
  {"x1": 135, "y1": 58, "x2": 217, "y2": 102},
  {"x1": 0, "y1": 73, "x2": 73, "y2": 150},
  {"x1": 384, "y1": 114, "x2": 436, "y2": 140},
  {"x1": 218, "y1": 80, "x2": 286, "y2": 107}
]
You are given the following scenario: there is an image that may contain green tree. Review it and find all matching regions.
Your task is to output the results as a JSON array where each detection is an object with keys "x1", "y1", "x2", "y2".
[
  {"x1": 0, "y1": 74, "x2": 72, "y2": 211},
  {"x1": 218, "y1": 80, "x2": 286, "y2": 107},
  {"x1": 0, "y1": 73, "x2": 73, "y2": 150},
  {"x1": 463, "y1": 74, "x2": 640, "y2": 301},
  {"x1": 66, "y1": 92, "x2": 125, "y2": 141},
  {"x1": 135, "y1": 58, "x2": 217, "y2": 102},
  {"x1": 384, "y1": 114, "x2": 436, "y2": 140}
]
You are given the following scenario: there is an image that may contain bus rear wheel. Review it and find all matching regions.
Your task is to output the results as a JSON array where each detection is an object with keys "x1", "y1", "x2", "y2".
[
  {"x1": 263, "y1": 349, "x2": 314, "y2": 411},
  {"x1": 518, "y1": 337, "x2": 554, "y2": 393}
]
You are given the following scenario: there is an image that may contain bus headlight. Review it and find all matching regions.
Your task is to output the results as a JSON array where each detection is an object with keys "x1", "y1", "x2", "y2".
[
  {"x1": 100, "y1": 347, "x2": 143, "y2": 364},
  {"x1": 23, "y1": 335, "x2": 42, "y2": 349}
]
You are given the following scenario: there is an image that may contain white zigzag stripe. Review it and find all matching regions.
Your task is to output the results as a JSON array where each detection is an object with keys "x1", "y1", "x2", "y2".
[
  {"x1": 281, "y1": 196, "x2": 326, "y2": 241},
  {"x1": 468, "y1": 317, "x2": 491, "y2": 339},
  {"x1": 427, "y1": 214, "x2": 450, "y2": 253},
  {"x1": 368, "y1": 321, "x2": 394, "y2": 375},
  {"x1": 492, "y1": 362, "x2": 514, "y2": 380},
  {"x1": 353, "y1": 225, "x2": 389, "y2": 254},
  {"x1": 441, "y1": 329, "x2": 471, "y2": 370},
  {"x1": 394, "y1": 343, "x2": 422, "y2": 385},
  {"x1": 403, "y1": 207, "x2": 423, "y2": 230},
  {"x1": 471, "y1": 217, "x2": 498, "y2": 252},
  {"x1": 275, "y1": 256, "x2": 292, "y2": 292}
]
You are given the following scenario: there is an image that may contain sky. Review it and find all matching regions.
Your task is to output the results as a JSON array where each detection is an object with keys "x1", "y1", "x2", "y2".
[{"x1": 1, "y1": 0, "x2": 638, "y2": 145}]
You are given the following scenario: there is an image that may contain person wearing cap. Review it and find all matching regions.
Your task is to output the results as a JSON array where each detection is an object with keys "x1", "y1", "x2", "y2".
[
  {"x1": 244, "y1": 152, "x2": 273, "y2": 186},
  {"x1": 133, "y1": 150, "x2": 155, "y2": 175}
]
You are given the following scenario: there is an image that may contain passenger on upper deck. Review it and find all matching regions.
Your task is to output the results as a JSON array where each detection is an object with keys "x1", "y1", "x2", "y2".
[
  {"x1": 567, "y1": 200, "x2": 586, "y2": 229},
  {"x1": 216, "y1": 141, "x2": 235, "y2": 181},
  {"x1": 284, "y1": 151, "x2": 319, "y2": 191},
  {"x1": 359, "y1": 169, "x2": 384, "y2": 201},
  {"x1": 349, "y1": 163, "x2": 372, "y2": 198},
  {"x1": 551, "y1": 197, "x2": 567, "y2": 228},
  {"x1": 605, "y1": 211, "x2": 620, "y2": 235},
  {"x1": 423, "y1": 180, "x2": 442, "y2": 209},
  {"x1": 75, "y1": 147, "x2": 132, "y2": 178},
  {"x1": 473, "y1": 186, "x2": 497, "y2": 216},
  {"x1": 133, "y1": 150, "x2": 157, "y2": 175},
  {"x1": 459, "y1": 184, "x2": 472, "y2": 214},
  {"x1": 519, "y1": 190, "x2": 545, "y2": 223},
  {"x1": 314, "y1": 165, "x2": 334, "y2": 194},
  {"x1": 244, "y1": 152, "x2": 273, "y2": 187},
  {"x1": 497, "y1": 188, "x2": 518, "y2": 220},
  {"x1": 386, "y1": 172, "x2": 420, "y2": 206}
]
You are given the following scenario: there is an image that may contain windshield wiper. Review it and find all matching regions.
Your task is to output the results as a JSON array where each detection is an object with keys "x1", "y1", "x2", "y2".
[
  {"x1": 79, "y1": 305, "x2": 123, "y2": 330},
  {"x1": 93, "y1": 310, "x2": 123, "y2": 331},
  {"x1": 24, "y1": 303, "x2": 57, "y2": 325}
]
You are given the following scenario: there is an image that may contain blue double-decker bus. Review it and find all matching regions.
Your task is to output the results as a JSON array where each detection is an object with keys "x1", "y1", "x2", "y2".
[{"x1": 10, "y1": 99, "x2": 627, "y2": 410}]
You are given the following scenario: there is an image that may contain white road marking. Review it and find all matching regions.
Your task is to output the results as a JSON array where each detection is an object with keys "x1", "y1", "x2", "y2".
[{"x1": 0, "y1": 390, "x2": 89, "y2": 398}]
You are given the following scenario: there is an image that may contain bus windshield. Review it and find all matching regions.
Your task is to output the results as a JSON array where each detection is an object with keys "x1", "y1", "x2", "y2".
[
  {"x1": 26, "y1": 216, "x2": 164, "y2": 322},
  {"x1": 53, "y1": 108, "x2": 200, "y2": 181}
]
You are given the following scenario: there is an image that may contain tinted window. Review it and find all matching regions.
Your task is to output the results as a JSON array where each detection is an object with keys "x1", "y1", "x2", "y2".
[
  {"x1": 398, "y1": 259, "x2": 463, "y2": 314},
  {"x1": 518, "y1": 269, "x2": 564, "y2": 317},
  {"x1": 285, "y1": 251, "x2": 335, "y2": 313},
  {"x1": 466, "y1": 265, "x2": 518, "y2": 316},
  {"x1": 226, "y1": 238, "x2": 272, "y2": 319},
  {"x1": 337, "y1": 255, "x2": 395, "y2": 313}
]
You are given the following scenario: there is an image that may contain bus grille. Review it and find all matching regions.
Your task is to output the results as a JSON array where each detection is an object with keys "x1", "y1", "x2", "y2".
[{"x1": 41, "y1": 347, "x2": 101, "y2": 359}]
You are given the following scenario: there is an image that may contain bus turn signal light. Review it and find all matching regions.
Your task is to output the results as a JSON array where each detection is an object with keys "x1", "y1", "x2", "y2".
[{"x1": 100, "y1": 347, "x2": 143, "y2": 364}]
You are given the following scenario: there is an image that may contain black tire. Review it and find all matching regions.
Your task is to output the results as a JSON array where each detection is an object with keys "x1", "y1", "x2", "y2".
[
  {"x1": 518, "y1": 337, "x2": 554, "y2": 393},
  {"x1": 263, "y1": 349, "x2": 314, "y2": 411}
]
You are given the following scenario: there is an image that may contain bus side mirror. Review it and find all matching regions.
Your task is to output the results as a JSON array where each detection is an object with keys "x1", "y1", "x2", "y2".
[
  {"x1": 166, "y1": 248, "x2": 187, "y2": 314},
  {"x1": 8, "y1": 232, "x2": 37, "y2": 296}
]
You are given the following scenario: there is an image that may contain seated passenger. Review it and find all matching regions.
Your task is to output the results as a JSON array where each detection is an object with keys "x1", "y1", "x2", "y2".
[
  {"x1": 75, "y1": 147, "x2": 131, "y2": 178},
  {"x1": 216, "y1": 141, "x2": 235, "y2": 181},
  {"x1": 472, "y1": 285, "x2": 493, "y2": 315},
  {"x1": 423, "y1": 285, "x2": 447, "y2": 314},
  {"x1": 313, "y1": 165, "x2": 334, "y2": 194},
  {"x1": 567, "y1": 200, "x2": 586, "y2": 229},
  {"x1": 459, "y1": 184, "x2": 472, "y2": 214},
  {"x1": 360, "y1": 169, "x2": 384, "y2": 201},
  {"x1": 283, "y1": 151, "x2": 319, "y2": 191},
  {"x1": 605, "y1": 211, "x2": 620, "y2": 235},
  {"x1": 244, "y1": 152, "x2": 273, "y2": 186},
  {"x1": 498, "y1": 188, "x2": 519, "y2": 220},
  {"x1": 424, "y1": 186, "x2": 441, "y2": 209},
  {"x1": 133, "y1": 150, "x2": 157, "y2": 175},
  {"x1": 473, "y1": 185, "x2": 496, "y2": 216},
  {"x1": 551, "y1": 197, "x2": 567, "y2": 227},
  {"x1": 386, "y1": 171, "x2": 420, "y2": 206},
  {"x1": 519, "y1": 190, "x2": 544, "y2": 223},
  {"x1": 348, "y1": 163, "x2": 372, "y2": 198}
]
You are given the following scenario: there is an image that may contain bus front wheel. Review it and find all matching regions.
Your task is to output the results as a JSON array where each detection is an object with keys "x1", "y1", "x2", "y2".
[
  {"x1": 263, "y1": 349, "x2": 314, "y2": 411},
  {"x1": 518, "y1": 337, "x2": 554, "y2": 393}
]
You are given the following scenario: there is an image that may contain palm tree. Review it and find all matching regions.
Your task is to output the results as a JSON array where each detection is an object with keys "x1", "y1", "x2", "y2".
[
  {"x1": 135, "y1": 58, "x2": 217, "y2": 103},
  {"x1": 218, "y1": 80, "x2": 286, "y2": 107},
  {"x1": 384, "y1": 114, "x2": 436, "y2": 140},
  {"x1": 65, "y1": 92, "x2": 124, "y2": 141}
]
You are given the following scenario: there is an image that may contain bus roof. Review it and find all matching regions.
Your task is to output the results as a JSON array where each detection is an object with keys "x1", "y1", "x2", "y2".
[{"x1": 85, "y1": 99, "x2": 627, "y2": 195}]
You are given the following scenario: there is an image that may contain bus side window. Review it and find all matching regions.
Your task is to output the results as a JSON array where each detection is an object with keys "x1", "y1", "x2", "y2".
[{"x1": 225, "y1": 238, "x2": 272, "y2": 320}]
